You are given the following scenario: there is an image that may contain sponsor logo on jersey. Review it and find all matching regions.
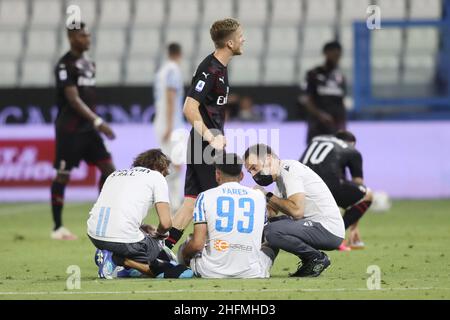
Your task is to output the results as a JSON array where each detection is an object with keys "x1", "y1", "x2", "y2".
[
  {"x1": 202, "y1": 72, "x2": 210, "y2": 79},
  {"x1": 195, "y1": 80, "x2": 206, "y2": 92},
  {"x1": 78, "y1": 76, "x2": 96, "y2": 86},
  {"x1": 213, "y1": 239, "x2": 252, "y2": 252},
  {"x1": 213, "y1": 239, "x2": 229, "y2": 252},
  {"x1": 216, "y1": 86, "x2": 229, "y2": 105}
]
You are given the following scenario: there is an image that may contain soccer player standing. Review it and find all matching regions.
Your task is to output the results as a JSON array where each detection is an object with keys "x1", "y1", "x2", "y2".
[
  {"x1": 165, "y1": 18, "x2": 245, "y2": 248},
  {"x1": 153, "y1": 43, "x2": 185, "y2": 210},
  {"x1": 300, "y1": 131, "x2": 373, "y2": 249},
  {"x1": 302, "y1": 41, "x2": 347, "y2": 143},
  {"x1": 51, "y1": 23, "x2": 116, "y2": 240}
]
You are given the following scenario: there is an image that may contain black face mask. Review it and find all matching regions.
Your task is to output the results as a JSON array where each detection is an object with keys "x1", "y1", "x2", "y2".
[{"x1": 253, "y1": 171, "x2": 274, "y2": 186}]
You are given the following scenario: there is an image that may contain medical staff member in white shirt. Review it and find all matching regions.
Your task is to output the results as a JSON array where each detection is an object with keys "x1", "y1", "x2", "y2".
[
  {"x1": 244, "y1": 144, "x2": 345, "y2": 278},
  {"x1": 179, "y1": 153, "x2": 276, "y2": 278},
  {"x1": 87, "y1": 149, "x2": 192, "y2": 279}
]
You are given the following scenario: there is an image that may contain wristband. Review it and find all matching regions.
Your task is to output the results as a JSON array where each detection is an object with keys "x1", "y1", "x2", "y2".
[
  {"x1": 93, "y1": 117, "x2": 104, "y2": 128},
  {"x1": 266, "y1": 192, "x2": 274, "y2": 202}
]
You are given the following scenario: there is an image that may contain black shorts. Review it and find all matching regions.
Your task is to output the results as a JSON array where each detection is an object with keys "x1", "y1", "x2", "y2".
[
  {"x1": 328, "y1": 180, "x2": 367, "y2": 209},
  {"x1": 184, "y1": 130, "x2": 218, "y2": 197},
  {"x1": 53, "y1": 129, "x2": 111, "y2": 171},
  {"x1": 88, "y1": 235, "x2": 161, "y2": 266}
]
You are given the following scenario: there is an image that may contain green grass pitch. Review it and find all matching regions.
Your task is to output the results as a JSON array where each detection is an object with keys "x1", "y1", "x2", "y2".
[{"x1": 0, "y1": 200, "x2": 449, "y2": 300}]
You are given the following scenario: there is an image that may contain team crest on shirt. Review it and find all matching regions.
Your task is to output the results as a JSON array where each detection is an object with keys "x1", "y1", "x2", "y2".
[{"x1": 195, "y1": 80, "x2": 206, "y2": 92}]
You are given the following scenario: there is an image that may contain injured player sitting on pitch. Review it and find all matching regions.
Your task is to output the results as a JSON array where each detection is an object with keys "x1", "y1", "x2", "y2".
[
  {"x1": 178, "y1": 153, "x2": 277, "y2": 278},
  {"x1": 87, "y1": 149, "x2": 193, "y2": 279}
]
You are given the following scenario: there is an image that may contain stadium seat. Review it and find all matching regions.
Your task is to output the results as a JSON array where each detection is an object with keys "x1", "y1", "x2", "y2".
[
  {"x1": 305, "y1": 0, "x2": 337, "y2": 23},
  {"x1": 409, "y1": 0, "x2": 442, "y2": 19},
  {"x1": 372, "y1": 29, "x2": 402, "y2": 54},
  {"x1": 134, "y1": 0, "x2": 165, "y2": 27},
  {"x1": 95, "y1": 29, "x2": 126, "y2": 59},
  {"x1": 96, "y1": 58, "x2": 122, "y2": 85},
  {"x1": 301, "y1": 26, "x2": 334, "y2": 55},
  {"x1": 405, "y1": 28, "x2": 439, "y2": 53},
  {"x1": 21, "y1": 59, "x2": 53, "y2": 87},
  {"x1": 167, "y1": 0, "x2": 199, "y2": 27},
  {"x1": 339, "y1": 55, "x2": 353, "y2": 85},
  {"x1": 197, "y1": 27, "x2": 216, "y2": 58},
  {"x1": 57, "y1": 31, "x2": 71, "y2": 57},
  {"x1": 0, "y1": 0, "x2": 28, "y2": 29},
  {"x1": 0, "y1": 31, "x2": 23, "y2": 58},
  {"x1": 377, "y1": 0, "x2": 406, "y2": 19},
  {"x1": 237, "y1": 0, "x2": 268, "y2": 26},
  {"x1": 229, "y1": 57, "x2": 261, "y2": 85},
  {"x1": 98, "y1": 0, "x2": 130, "y2": 27},
  {"x1": 240, "y1": 27, "x2": 264, "y2": 56},
  {"x1": 298, "y1": 55, "x2": 323, "y2": 81},
  {"x1": 267, "y1": 26, "x2": 299, "y2": 57},
  {"x1": 30, "y1": 0, "x2": 62, "y2": 28},
  {"x1": 25, "y1": 29, "x2": 58, "y2": 58},
  {"x1": 129, "y1": 28, "x2": 161, "y2": 58},
  {"x1": 0, "y1": 59, "x2": 18, "y2": 87},
  {"x1": 340, "y1": 0, "x2": 370, "y2": 24},
  {"x1": 339, "y1": 26, "x2": 353, "y2": 54},
  {"x1": 271, "y1": 0, "x2": 302, "y2": 26},
  {"x1": 180, "y1": 61, "x2": 195, "y2": 84},
  {"x1": 65, "y1": 0, "x2": 97, "y2": 27},
  {"x1": 202, "y1": 0, "x2": 234, "y2": 27},
  {"x1": 165, "y1": 27, "x2": 196, "y2": 58},
  {"x1": 371, "y1": 55, "x2": 401, "y2": 84},
  {"x1": 403, "y1": 54, "x2": 436, "y2": 84},
  {"x1": 125, "y1": 58, "x2": 155, "y2": 85},
  {"x1": 263, "y1": 57, "x2": 296, "y2": 85}
]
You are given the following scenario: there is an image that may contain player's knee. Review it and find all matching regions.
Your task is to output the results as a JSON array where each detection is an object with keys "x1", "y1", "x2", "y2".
[
  {"x1": 264, "y1": 224, "x2": 283, "y2": 245},
  {"x1": 365, "y1": 189, "x2": 374, "y2": 202}
]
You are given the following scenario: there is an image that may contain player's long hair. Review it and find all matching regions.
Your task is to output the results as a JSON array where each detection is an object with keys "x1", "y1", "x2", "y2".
[{"x1": 132, "y1": 149, "x2": 171, "y2": 172}]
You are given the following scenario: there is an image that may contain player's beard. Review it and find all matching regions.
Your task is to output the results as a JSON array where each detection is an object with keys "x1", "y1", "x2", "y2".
[{"x1": 232, "y1": 46, "x2": 243, "y2": 56}]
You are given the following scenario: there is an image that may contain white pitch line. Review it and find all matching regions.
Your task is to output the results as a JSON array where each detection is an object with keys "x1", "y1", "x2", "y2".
[{"x1": 1, "y1": 287, "x2": 449, "y2": 296}]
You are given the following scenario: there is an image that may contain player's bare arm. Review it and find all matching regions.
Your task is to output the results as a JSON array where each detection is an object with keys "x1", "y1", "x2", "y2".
[
  {"x1": 64, "y1": 85, "x2": 115, "y2": 140},
  {"x1": 181, "y1": 223, "x2": 207, "y2": 264},
  {"x1": 267, "y1": 192, "x2": 305, "y2": 220},
  {"x1": 163, "y1": 88, "x2": 177, "y2": 143},
  {"x1": 267, "y1": 202, "x2": 278, "y2": 218},
  {"x1": 183, "y1": 97, "x2": 226, "y2": 150},
  {"x1": 154, "y1": 202, "x2": 173, "y2": 236}
]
